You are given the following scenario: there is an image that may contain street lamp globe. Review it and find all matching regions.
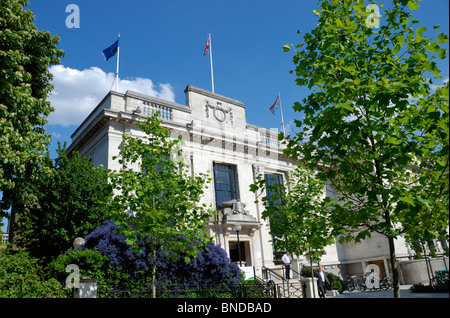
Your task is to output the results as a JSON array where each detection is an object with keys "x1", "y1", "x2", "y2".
[{"x1": 73, "y1": 237, "x2": 85, "y2": 249}]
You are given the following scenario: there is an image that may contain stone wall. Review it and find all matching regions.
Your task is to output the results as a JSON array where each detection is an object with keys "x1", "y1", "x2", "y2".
[{"x1": 399, "y1": 257, "x2": 448, "y2": 285}]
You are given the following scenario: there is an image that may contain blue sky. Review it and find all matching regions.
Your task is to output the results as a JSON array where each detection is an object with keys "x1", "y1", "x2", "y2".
[
  {"x1": 36, "y1": 0, "x2": 322, "y2": 147},
  {"x1": 1, "y1": 0, "x2": 449, "y2": 232},
  {"x1": 30, "y1": 0, "x2": 449, "y2": 151}
]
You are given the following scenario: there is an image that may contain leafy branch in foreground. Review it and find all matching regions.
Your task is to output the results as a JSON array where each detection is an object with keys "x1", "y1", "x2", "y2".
[
  {"x1": 1, "y1": 0, "x2": 64, "y2": 219},
  {"x1": 251, "y1": 166, "x2": 334, "y2": 263},
  {"x1": 283, "y1": 0, "x2": 449, "y2": 298}
]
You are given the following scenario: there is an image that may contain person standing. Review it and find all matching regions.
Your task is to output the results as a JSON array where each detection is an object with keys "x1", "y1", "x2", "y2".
[
  {"x1": 281, "y1": 252, "x2": 292, "y2": 280},
  {"x1": 315, "y1": 265, "x2": 330, "y2": 298}
]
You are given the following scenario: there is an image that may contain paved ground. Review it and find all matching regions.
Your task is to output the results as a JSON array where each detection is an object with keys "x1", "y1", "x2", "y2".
[{"x1": 329, "y1": 285, "x2": 449, "y2": 298}]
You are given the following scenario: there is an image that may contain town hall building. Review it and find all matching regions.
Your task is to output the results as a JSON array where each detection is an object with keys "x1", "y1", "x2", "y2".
[{"x1": 66, "y1": 85, "x2": 448, "y2": 284}]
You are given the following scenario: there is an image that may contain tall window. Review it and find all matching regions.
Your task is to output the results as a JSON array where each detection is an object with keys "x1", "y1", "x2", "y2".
[
  {"x1": 213, "y1": 163, "x2": 239, "y2": 210},
  {"x1": 264, "y1": 173, "x2": 284, "y2": 257},
  {"x1": 264, "y1": 173, "x2": 283, "y2": 206}
]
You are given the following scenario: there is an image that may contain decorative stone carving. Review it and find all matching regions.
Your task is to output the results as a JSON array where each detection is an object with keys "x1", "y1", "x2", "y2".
[
  {"x1": 222, "y1": 199, "x2": 249, "y2": 216},
  {"x1": 252, "y1": 164, "x2": 263, "y2": 178},
  {"x1": 220, "y1": 199, "x2": 261, "y2": 237},
  {"x1": 205, "y1": 100, "x2": 233, "y2": 124},
  {"x1": 205, "y1": 100, "x2": 210, "y2": 118}
]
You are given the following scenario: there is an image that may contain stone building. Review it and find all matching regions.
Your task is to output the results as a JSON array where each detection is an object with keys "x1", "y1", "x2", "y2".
[{"x1": 66, "y1": 85, "x2": 447, "y2": 282}]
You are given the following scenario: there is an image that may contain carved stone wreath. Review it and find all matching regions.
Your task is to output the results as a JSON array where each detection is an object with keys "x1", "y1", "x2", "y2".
[{"x1": 205, "y1": 100, "x2": 233, "y2": 124}]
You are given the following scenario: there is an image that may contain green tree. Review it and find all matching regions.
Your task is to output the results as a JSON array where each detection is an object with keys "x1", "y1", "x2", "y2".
[
  {"x1": 105, "y1": 114, "x2": 213, "y2": 298},
  {"x1": 283, "y1": 0, "x2": 448, "y2": 298},
  {"x1": 45, "y1": 247, "x2": 121, "y2": 294},
  {"x1": 0, "y1": 248, "x2": 65, "y2": 298},
  {"x1": 251, "y1": 166, "x2": 334, "y2": 297},
  {"x1": 251, "y1": 166, "x2": 334, "y2": 261},
  {"x1": 14, "y1": 144, "x2": 112, "y2": 261},
  {"x1": 0, "y1": 0, "x2": 64, "y2": 220}
]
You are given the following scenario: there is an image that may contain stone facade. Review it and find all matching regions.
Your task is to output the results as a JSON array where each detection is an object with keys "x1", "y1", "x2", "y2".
[
  {"x1": 67, "y1": 86, "x2": 447, "y2": 281},
  {"x1": 399, "y1": 257, "x2": 449, "y2": 285},
  {"x1": 68, "y1": 86, "x2": 292, "y2": 279}
]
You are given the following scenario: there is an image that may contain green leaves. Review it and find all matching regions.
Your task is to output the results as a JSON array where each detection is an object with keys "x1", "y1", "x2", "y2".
[
  {"x1": 407, "y1": 1, "x2": 420, "y2": 10},
  {"x1": 385, "y1": 136, "x2": 400, "y2": 145},
  {"x1": 1, "y1": 0, "x2": 64, "y2": 215},
  {"x1": 399, "y1": 196, "x2": 415, "y2": 206},
  {"x1": 250, "y1": 165, "x2": 334, "y2": 260},
  {"x1": 426, "y1": 42, "x2": 440, "y2": 53},
  {"x1": 105, "y1": 113, "x2": 212, "y2": 268},
  {"x1": 13, "y1": 143, "x2": 113, "y2": 259},
  {"x1": 283, "y1": 0, "x2": 449, "y2": 254},
  {"x1": 0, "y1": 249, "x2": 66, "y2": 298},
  {"x1": 416, "y1": 26, "x2": 426, "y2": 36},
  {"x1": 438, "y1": 48, "x2": 447, "y2": 59},
  {"x1": 282, "y1": 44, "x2": 291, "y2": 52},
  {"x1": 437, "y1": 33, "x2": 449, "y2": 44}
]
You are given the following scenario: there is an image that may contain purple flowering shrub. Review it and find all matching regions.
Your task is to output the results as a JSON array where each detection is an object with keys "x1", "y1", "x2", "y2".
[
  {"x1": 84, "y1": 220, "x2": 242, "y2": 289},
  {"x1": 84, "y1": 219, "x2": 152, "y2": 279},
  {"x1": 155, "y1": 242, "x2": 242, "y2": 289}
]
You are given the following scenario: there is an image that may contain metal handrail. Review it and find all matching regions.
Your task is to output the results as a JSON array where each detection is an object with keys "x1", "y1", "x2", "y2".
[
  {"x1": 261, "y1": 266, "x2": 284, "y2": 281},
  {"x1": 254, "y1": 275, "x2": 277, "y2": 298},
  {"x1": 262, "y1": 264, "x2": 303, "y2": 280},
  {"x1": 289, "y1": 265, "x2": 303, "y2": 279},
  {"x1": 261, "y1": 266, "x2": 305, "y2": 298}
]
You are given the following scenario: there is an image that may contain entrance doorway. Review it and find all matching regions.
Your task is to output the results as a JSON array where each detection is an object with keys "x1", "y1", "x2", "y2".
[
  {"x1": 229, "y1": 241, "x2": 251, "y2": 266},
  {"x1": 368, "y1": 260, "x2": 386, "y2": 278}
]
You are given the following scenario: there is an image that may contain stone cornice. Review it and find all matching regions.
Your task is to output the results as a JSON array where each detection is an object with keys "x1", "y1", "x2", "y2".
[{"x1": 185, "y1": 85, "x2": 246, "y2": 109}]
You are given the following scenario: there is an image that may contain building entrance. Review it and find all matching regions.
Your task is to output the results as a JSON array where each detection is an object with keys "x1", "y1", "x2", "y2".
[
  {"x1": 229, "y1": 241, "x2": 251, "y2": 267},
  {"x1": 368, "y1": 260, "x2": 386, "y2": 278}
]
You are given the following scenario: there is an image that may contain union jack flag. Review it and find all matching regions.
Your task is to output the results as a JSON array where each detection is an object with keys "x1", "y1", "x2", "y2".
[
  {"x1": 204, "y1": 34, "x2": 210, "y2": 56},
  {"x1": 269, "y1": 94, "x2": 280, "y2": 114}
]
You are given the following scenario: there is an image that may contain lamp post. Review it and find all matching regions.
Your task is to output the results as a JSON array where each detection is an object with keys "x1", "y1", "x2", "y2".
[
  {"x1": 233, "y1": 224, "x2": 242, "y2": 267},
  {"x1": 71, "y1": 237, "x2": 98, "y2": 298}
]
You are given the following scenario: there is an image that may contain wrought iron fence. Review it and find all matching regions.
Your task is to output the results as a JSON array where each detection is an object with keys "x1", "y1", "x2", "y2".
[{"x1": 98, "y1": 280, "x2": 276, "y2": 299}]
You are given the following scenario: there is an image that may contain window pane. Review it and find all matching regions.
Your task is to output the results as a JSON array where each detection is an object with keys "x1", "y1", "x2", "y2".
[
  {"x1": 264, "y1": 173, "x2": 283, "y2": 206},
  {"x1": 264, "y1": 173, "x2": 284, "y2": 253},
  {"x1": 213, "y1": 163, "x2": 238, "y2": 209}
]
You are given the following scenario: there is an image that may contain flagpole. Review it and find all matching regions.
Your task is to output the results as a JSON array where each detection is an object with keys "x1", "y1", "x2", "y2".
[
  {"x1": 209, "y1": 31, "x2": 215, "y2": 93},
  {"x1": 279, "y1": 92, "x2": 286, "y2": 135},
  {"x1": 116, "y1": 33, "x2": 120, "y2": 92}
]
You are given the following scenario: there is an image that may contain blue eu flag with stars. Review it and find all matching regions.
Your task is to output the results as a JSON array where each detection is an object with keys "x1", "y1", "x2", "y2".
[{"x1": 102, "y1": 38, "x2": 119, "y2": 61}]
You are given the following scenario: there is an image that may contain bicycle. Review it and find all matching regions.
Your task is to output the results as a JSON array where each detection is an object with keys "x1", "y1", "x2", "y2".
[
  {"x1": 343, "y1": 275, "x2": 357, "y2": 291},
  {"x1": 354, "y1": 275, "x2": 367, "y2": 291},
  {"x1": 379, "y1": 276, "x2": 393, "y2": 290},
  {"x1": 431, "y1": 270, "x2": 448, "y2": 289}
]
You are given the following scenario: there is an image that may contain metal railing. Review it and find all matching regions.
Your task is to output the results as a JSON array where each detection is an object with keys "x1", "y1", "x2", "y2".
[
  {"x1": 261, "y1": 266, "x2": 305, "y2": 298},
  {"x1": 98, "y1": 281, "x2": 276, "y2": 299}
]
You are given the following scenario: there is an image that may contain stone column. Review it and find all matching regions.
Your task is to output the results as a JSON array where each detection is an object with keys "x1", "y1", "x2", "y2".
[
  {"x1": 300, "y1": 277, "x2": 319, "y2": 298},
  {"x1": 73, "y1": 278, "x2": 98, "y2": 298}
]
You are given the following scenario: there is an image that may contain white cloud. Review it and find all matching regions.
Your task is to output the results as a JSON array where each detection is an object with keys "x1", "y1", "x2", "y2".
[
  {"x1": 283, "y1": 119, "x2": 301, "y2": 137},
  {"x1": 47, "y1": 65, "x2": 175, "y2": 126},
  {"x1": 52, "y1": 132, "x2": 61, "y2": 139}
]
